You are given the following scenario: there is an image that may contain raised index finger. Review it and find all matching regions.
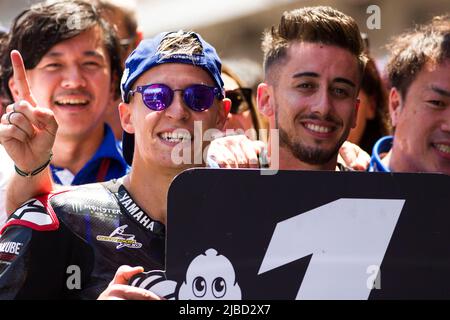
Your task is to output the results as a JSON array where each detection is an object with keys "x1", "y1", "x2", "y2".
[{"x1": 10, "y1": 50, "x2": 37, "y2": 107}]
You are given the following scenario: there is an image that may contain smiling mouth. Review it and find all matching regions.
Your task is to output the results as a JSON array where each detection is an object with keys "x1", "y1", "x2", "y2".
[
  {"x1": 54, "y1": 98, "x2": 89, "y2": 106},
  {"x1": 434, "y1": 143, "x2": 450, "y2": 155},
  {"x1": 158, "y1": 132, "x2": 192, "y2": 143},
  {"x1": 303, "y1": 123, "x2": 334, "y2": 134}
]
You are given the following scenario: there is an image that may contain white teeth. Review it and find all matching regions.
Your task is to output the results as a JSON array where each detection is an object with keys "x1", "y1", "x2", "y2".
[
  {"x1": 305, "y1": 123, "x2": 332, "y2": 133},
  {"x1": 55, "y1": 99, "x2": 89, "y2": 105},
  {"x1": 435, "y1": 144, "x2": 450, "y2": 154},
  {"x1": 160, "y1": 131, "x2": 192, "y2": 142}
]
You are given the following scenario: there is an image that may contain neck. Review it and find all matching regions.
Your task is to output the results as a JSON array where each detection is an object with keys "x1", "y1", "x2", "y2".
[
  {"x1": 52, "y1": 124, "x2": 105, "y2": 174},
  {"x1": 123, "y1": 163, "x2": 183, "y2": 225},
  {"x1": 385, "y1": 143, "x2": 417, "y2": 173}
]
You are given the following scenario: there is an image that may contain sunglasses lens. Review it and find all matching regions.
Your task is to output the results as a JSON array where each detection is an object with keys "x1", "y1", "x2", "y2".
[
  {"x1": 142, "y1": 84, "x2": 172, "y2": 111},
  {"x1": 227, "y1": 89, "x2": 251, "y2": 114},
  {"x1": 229, "y1": 92, "x2": 242, "y2": 114},
  {"x1": 184, "y1": 85, "x2": 215, "y2": 111}
]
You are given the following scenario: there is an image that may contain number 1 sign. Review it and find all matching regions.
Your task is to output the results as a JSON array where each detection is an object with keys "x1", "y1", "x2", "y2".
[{"x1": 133, "y1": 169, "x2": 450, "y2": 299}]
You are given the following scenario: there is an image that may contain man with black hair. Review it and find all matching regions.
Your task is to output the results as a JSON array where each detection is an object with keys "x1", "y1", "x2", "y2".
[
  {"x1": 0, "y1": 0, "x2": 127, "y2": 203},
  {"x1": 369, "y1": 15, "x2": 450, "y2": 175}
]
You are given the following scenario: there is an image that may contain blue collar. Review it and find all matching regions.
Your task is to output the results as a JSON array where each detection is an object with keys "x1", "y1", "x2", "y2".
[
  {"x1": 90, "y1": 124, "x2": 126, "y2": 166},
  {"x1": 369, "y1": 136, "x2": 393, "y2": 172},
  {"x1": 51, "y1": 124, "x2": 128, "y2": 184}
]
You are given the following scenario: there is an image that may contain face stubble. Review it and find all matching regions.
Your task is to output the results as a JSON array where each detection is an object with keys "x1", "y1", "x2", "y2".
[{"x1": 275, "y1": 100, "x2": 350, "y2": 166}]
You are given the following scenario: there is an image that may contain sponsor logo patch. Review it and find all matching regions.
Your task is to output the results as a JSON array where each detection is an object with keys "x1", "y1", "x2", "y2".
[
  {"x1": 0, "y1": 241, "x2": 23, "y2": 255},
  {"x1": 70, "y1": 202, "x2": 121, "y2": 218},
  {"x1": 96, "y1": 225, "x2": 142, "y2": 249}
]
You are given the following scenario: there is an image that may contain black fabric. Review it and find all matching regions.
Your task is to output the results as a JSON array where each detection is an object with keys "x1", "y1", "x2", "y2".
[
  {"x1": 122, "y1": 132, "x2": 134, "y2": 166},
  {"x1": 0, "y1": 180, "x2": 165, "y2": 299}
]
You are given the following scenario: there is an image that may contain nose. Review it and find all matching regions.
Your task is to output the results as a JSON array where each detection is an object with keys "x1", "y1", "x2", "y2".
[
  {"x1": 442, "y1": 122, "x2": 450, "y2": 132},
  {"x1": 60, "y1": 65, "x2": 86, "y2": 89},
  {"x1": 310, "y1": 88, "x2": 333, "y2": 116},
  {"x1": 164, "y1": 91, "x2": 190, "y2": 121}
]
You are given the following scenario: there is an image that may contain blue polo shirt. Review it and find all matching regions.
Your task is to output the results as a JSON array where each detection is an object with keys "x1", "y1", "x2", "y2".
[
  {"x1": 369, "y1": 136, "x2": 393, "y2": 172},
  {"x1": 51, "y1": 124, "x2": 129, "y2": 185}
]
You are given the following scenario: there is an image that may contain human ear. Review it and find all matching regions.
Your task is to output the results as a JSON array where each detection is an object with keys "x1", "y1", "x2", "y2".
[
  {"x1": 389, "y1": 88, "x2": 403, "y2": 128},
  {"x1": 257, "y1": 83, "x2": 274, "y2": 117},
  {"x1": 118, "y1": 102, "x2": 135, "y2": 134},
  {"x1": 216, "y1": 98, "x2": 230, "y2": 129}
]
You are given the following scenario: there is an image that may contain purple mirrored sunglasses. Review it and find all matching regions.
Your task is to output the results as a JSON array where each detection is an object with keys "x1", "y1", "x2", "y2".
[{"x1": 129, "y1": 83, "x2": 224, "y2": 112}]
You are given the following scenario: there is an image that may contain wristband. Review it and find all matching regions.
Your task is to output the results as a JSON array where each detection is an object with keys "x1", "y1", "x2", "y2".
[{"x1": 14, "y1": 152, "x2": 53, "y2": 177}]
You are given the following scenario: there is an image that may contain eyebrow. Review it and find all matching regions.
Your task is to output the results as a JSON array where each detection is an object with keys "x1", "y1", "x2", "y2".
[
  {"x1": 83, "y1": 51, "x2": 105, "y2": 59},
  {"x1": 431, "y1": 85, "x2": 450, "y2": 98},
  {"x1": 293, "y1": 72, "x2": 356, "y2": 88},
  {"x1": 44, "y1": 50, "x2": 105, "y2": 59},
  {"x1": 334, "y1": 77, "x2": 356, "y2": 88},
  {"x1": 293, "y1": 72, "x2": 319, "y2": 78}
]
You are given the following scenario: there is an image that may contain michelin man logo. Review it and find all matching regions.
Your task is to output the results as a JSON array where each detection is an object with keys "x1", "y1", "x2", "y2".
[
  {"x1": 178, "y1": 248, "x2": 241, "y2": 299},
  {"x1": 131, "y1": 248, "x2": 242, "y2": 300}
]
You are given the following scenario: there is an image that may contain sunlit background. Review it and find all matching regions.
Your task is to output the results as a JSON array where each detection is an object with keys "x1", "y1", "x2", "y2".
[{"x1": 1, "y1": 0, "x2": 449, "y2": 74}]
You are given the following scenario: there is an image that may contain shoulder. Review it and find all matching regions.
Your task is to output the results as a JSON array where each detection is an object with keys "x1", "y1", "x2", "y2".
[
  {"x1": 48, "y1": 182, "x2": 113, "y2": 211},
  {"x1": 0, "y1": 193, "x2": 62, "y2": 234},
  {"x1": 0, "y1": 183, "x2": 113, "y2": 234}
]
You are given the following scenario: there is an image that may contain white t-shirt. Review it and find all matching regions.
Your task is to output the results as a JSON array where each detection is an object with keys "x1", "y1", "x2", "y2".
[{"x1": 0, "y1": 145, "x2": 14, "y2": 226}]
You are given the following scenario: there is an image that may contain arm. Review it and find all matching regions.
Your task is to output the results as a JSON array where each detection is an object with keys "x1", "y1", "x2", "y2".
[
  {"x1": 5, "y1": 167, "x2": 55, "y2": 214},
  {"x1": 208, "y1": 134, "x2": 370, "y2": 170},
  {"x1": 207, "y1": 134, "x2": 265, "y2": 168},
  {"x1": 0, "y1": 195, "x2": 63, "y2": 299},
  {"x1": 0, "y1": 51, "x2": 58, "y2": 214}
]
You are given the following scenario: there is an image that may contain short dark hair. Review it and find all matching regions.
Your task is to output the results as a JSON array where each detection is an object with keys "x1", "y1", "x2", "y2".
[
  {"x1": 0, "y1": 0, "x2": 123, "y2": 101},
  {"x1": 262, "y1": 6, "x2": 367, "y2": 81},
  {"x1": 387, "y1": 14, "x2": 450, "y2": 98}
]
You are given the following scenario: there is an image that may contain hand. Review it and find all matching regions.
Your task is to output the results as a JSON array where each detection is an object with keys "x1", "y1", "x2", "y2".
[
  {"x1": 0, "y1": 50, "x2": 58, "y2": 172},
  {"x1": 98, "y1": 265, "x2": 162, "y2": 300},
  {"x1": 207, "y1": 134, "x2": 266, "y2": 168},
  {"x1": 338, "y1": 141, "x2": 371, "y2": 171}
]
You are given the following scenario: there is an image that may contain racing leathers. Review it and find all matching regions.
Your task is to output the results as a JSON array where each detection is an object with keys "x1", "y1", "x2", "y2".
[{"x1": 0, "y1": 179, "x2": 165, "y2": 299}]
